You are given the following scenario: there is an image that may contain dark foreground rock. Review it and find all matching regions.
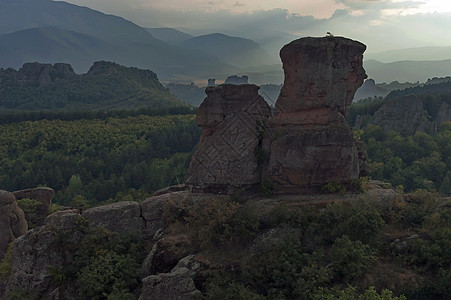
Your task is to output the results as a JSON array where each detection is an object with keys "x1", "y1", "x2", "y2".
[{"x1": 0, "y1": 190, "x2": 27, "y2": 260}]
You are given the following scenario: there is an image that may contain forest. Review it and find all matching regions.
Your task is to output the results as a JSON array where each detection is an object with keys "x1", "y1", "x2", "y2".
[{"x1": 0, "y1": 114, "x2": 202, "y2": 206}]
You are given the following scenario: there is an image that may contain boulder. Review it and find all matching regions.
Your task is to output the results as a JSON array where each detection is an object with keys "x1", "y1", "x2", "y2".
[
  {"x1": 82, "y1": 201, "x2": 144, "y2": 236},
  {"x1": 44, "y1": 209, "x2": 80, "y2": 230},
  {"x1": 5, "y1": 227, "x2": 66, "y2": 297},
  {"x1": 13, "y1": 187, "x2": 54, "y2": 215},
  {"x1": 141, "y1": 191, "x2": 191, "y2": 239},
  {"x1": 185, "y1": 84, "x2": 271, "y2": 194},
  {"x1": 140, "y1": 255, "x2": 202, "y2": 300},
  {"x1": 0, "y1": 190, "x2": 27, "y2": 260}
]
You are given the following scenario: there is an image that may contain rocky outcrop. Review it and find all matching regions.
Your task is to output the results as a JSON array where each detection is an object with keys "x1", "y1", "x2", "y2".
[
  {"x1": 140, "y1": 255, "x2": 202, "y2": 300},
  {"x1": 5, "y1": 226, "x2": 68, "y2": 298},
  {"x1": 141, "y1": 191, "x2": 191, "y2": 238},
  {"x1": 12, "y1": 187, "x2": 54, "y2": 215},
  {"x1": 16, "y1": 63, "x2": 53, "y2": 87},
  {"x1": 9, "y1": 62, "x2": 77, "y2": 87},
  {"x1": 0, "y1": 190, "x2": 27, "y2": 260},
  {"x1": 185, "y1": 84, "x2": 271, "y2": 194},
  {"x1": 263, "y1": 36, "x2": 367, "y2": 193},
  {"x1": 369, "y1": 94, "x2": 436, "y2": 135},
  {"x1": 274, "y1": 37, "x2": 366, "y2": 116},
  {"x1": 354, "y1": 78, "x2": 389, "y2": 101},
  {"x1": 83, "y1": 201, "x2": 144, "y2": 236}
]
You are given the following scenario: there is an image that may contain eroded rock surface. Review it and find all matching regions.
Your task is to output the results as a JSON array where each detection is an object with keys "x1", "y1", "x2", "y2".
[
  {"x1": 185, "y1": 84, "x2": 271, "y2": 194},
  {"x1": 140, "y1": 255, "x2": 202, "y2": 300},
  {"x1": 0, "y1": 190, "x2": 27, "y2": 260},
  {"x1": 274, "y1": 36, "x2": 366, "y2": 116},
  {"x1": 83, "y1": 201, "x2": 144, "y2": 236},
  {"x1": 264, "y1": 36, "x2": 367, "y2": 193},
  {"x1": 369, "y1": 94, "x2": 436, "y2": 135}
]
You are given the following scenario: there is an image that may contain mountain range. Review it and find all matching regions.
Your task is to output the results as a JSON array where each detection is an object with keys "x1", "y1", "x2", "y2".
[{"x1": 0, "y1": 0, "x2": 450, "y2": 84}]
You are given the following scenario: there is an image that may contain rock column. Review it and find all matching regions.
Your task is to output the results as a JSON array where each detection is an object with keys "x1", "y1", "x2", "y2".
[{"x1": 263, "y1": 36, "x2": 367, "y2": 193}]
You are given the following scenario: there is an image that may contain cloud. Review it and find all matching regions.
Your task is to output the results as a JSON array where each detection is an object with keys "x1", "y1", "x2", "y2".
[
  {"x1": 233, "y1": 2, "x2": 245, "y2": 7},
  {"x1": 63, "y1": 0, "x2": 451, "y2": 54}
]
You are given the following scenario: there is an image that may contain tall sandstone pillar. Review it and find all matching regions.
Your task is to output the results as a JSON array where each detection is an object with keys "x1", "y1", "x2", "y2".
[{"x1": 262, "y1": 36, "x2": 367, "y2": 194}]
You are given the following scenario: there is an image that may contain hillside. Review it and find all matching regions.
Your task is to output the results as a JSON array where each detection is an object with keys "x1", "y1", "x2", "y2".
[
  {"x1": 0, "y1": 61, "x2": 184, "y2": 111},
  {"x1": 0, "y1": 0, "x2": 233, "y2": 79},
  {"x1": 145, "y1": 27, "x2": 193, "y2": 44},
  {"x1": 0, "y1": 27, "x2": 120, "y2": 72}
]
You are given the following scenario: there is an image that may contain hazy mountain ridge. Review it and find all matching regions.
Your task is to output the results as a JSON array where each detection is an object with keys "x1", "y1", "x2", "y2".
[
  {"x1": 366, "y1": 46, "x2": 451, "y2": 62},
  {"x1": 364, "y1": 59, "x2": 451, "y2": 83},
  {"x1": 145, "y1": 27, "x2": 194, "y2": 44}
]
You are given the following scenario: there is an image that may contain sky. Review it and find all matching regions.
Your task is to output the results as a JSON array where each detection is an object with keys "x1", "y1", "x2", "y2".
[{"x1": 63, "y1": 0, "x2": 451, "y2": 54}]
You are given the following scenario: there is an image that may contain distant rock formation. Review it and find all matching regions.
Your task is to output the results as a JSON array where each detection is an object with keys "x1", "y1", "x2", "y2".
[
  {"x1": 0, "y1": 190, "x2": 27, "y2": 260},
  {"x1": 15, "y1": 62, "x2": 77, "y2": 87},
  {"x1": 185, "y1": 84, "x2": 271, "y2": 194},
  {"x1": 354, "y1": 78, "x2": 389, "y2": 101},
  {"x1": 207, "y1": 78, "x2": 216, "y2": 86},
  {"x1": 224, "y1": 75, "x2": 248, "y2": 85},
  {"x1": 367, "y1": 94, "x2": 436, "y2": 135}
]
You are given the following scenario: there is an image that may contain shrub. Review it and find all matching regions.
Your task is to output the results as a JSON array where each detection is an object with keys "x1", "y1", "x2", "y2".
[
  {"x1": 350, "y1": 177, "x2": 369, "y2": 193},
  {"x1": 330, "y1": 235, "x2": 376, "y2": 282},
  {"x1": 16, "y1": 197, "x2": 43, "y2": 228},
  {"x1": 0, "y1": 243, "x2": 13, "y2": 280},
  {"x1": 322, "y1": 182, "x2": 346, "y2": 194},
  {"x1": 259, "y1": 175, "x2": 274, "y2": 196},
  {"x1": 77, "y1": 251, "x2": 140, "y2": 300}
]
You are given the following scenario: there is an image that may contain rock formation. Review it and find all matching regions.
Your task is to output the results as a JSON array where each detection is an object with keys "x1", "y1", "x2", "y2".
[
  {"x1": 140, "y1": 255, "x2": 202, "y2": 300},
  {"x1": 224, "y1": 75, "x2": 249, "y2": 85},
  {"x1": 15, "y1": 62, "x2": 77, "y2": 87},
  {"x1": 185, "y1": 84, "x2": 271, "y2": 194},
  {"x1": 369, "y1": 94, "x2": 436, "y2": 135},
  {"x1": 12, "y1": 187, "x2": 54, "y2": 215},
  {"x1": 0, "y1": 190, "x2": 27, "y2": 260},
  {"x1": 261, "y1": 36, "x2": 367, "y2": 193},
  {"x1": 186, "y1": 37, "x2": 368, "y2": 194}
]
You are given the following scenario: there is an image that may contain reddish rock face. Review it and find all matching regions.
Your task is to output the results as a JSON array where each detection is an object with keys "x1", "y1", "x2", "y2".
[
  {"x1": 0, "y1": 190, "x2": 27, "y2": 260},
  {"x1": 275, "y1": 37, "x2": 367, "y2": 119},
  {"x1": 186, "y1": 84, "x2": 271, "y2": 194},
  {"x1": 264, "y1": 36, "x2": 367, "y2": 193}
]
